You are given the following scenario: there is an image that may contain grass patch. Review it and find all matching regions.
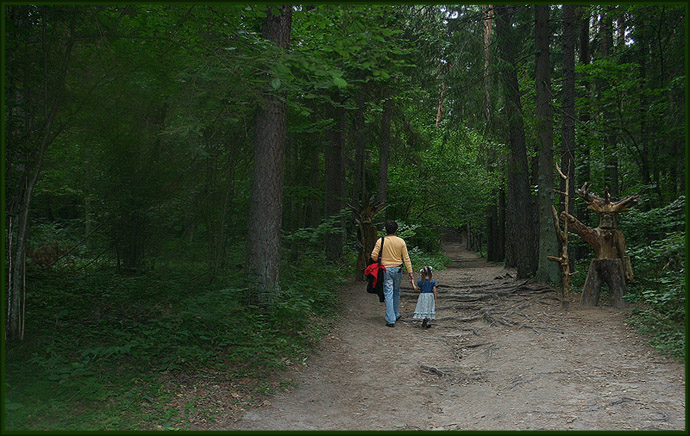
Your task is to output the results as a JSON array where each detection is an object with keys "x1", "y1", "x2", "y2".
[{"x1": 4, "y1": 248, "x2": 349, "y2": 431}]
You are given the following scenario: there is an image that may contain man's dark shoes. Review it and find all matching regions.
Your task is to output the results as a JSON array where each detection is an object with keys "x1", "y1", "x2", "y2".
[
  {"x1": 421, "y1": 319, "x2": 428, "y2": 328},
  {"x1": 386, "y1": 322, "x2": 395, "y2": 327},
  {"x1": 396, "y1": 315, "x2": 401, "y2": 321}
]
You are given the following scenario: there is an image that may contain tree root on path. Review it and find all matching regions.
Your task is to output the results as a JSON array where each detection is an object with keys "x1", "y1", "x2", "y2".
[{"x1": 420, "y1": 365, "x2": 445, "y2": 377}]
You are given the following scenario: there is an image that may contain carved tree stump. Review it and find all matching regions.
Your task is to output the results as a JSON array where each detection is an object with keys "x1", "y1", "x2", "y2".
[
  {"x1": 561, "y1": 183, "x2": 639, "y2": 308},
  {"x1": 350, "y1": 196, "x2": 385, "y2": 281},
  {"x1": 582, "y1": 258, "x2": 627, "y2": 308},
  {"x1": 356, "y1": 223, "x2": 378, "y2": 280}
]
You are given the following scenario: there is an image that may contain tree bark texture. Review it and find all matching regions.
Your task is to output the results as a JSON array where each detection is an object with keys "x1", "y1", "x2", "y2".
[
  {"x1": 598, "y1": 9, "x2": 619, "y2": 197},
  {"x1": 376, "y1": 95, "x2": 392, "y2": 208},
  {"x1": 549, "y1": 163, "x2": 573, "y2": 308},
  {"x1": 535, "y1": 5, "x2": 560, "y2": 284},
  {"x1": 482, "y1": 4, "x2": 493, "y2": 127},
  {"x1": 325, "y1": 102, "x2": 347, "y2": 261},
  {"x1": 581, "y1": 259, "x2": 627, "y2": 308},
  {"x1": 561, "y1": 4, "x2": 576, "y2": 217},
  {"x1": 351, "y1": 92, "x2": 367, "y2": 207},
  {"x1": 497, "y1": 186, "x2": 506, "y2": 261},
  {"x1": 574, "y1": 5, "x2": 592, "y2": 261},
  {"x1": 495, "y1": 4, "x2": 536, "y2": 278},
  {"x1": 483, "y1": 6, "x2": 501, "y2": 262},
  {"x1": 247, "y1": 5, "x2": 293, "y2": 302}
]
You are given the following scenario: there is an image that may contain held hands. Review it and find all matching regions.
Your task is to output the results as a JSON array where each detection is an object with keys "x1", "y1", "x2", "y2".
[{"x1": 408, "y1": 273, "x2": 418, "y2": 290}]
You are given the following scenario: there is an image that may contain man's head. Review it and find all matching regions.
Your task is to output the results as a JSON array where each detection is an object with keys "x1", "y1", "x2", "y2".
[{"x1": 385, "y1": 220, "x2": 398, "y2": 235}]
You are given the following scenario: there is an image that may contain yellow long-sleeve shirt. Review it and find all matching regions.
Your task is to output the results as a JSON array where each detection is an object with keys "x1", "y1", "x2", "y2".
[{"x1": 370, "y1": 235, "x2": 413, "y2": 273}]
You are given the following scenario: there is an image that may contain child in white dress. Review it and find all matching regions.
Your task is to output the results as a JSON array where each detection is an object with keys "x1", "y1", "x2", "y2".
[{"x1": 413, "y1": 266, "x2": 437, "y2": 328}]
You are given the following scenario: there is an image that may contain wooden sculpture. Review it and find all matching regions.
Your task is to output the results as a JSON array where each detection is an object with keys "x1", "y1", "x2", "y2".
[
  {"x1": 560, "y1": 183, "x2": 639, "y2": 308},
  {"x1": 350, "y1": 195, "x2": 386, "y2": 281}
]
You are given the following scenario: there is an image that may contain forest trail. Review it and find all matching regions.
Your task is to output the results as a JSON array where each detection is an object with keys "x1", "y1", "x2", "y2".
[{"x1": 215, "y1": 231, "x2": 685, "y2": 431}]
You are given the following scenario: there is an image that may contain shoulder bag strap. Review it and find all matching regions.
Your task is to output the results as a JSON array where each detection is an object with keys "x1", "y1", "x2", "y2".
[{"x1": 378, "y1": 236, "x2": 384, "y2": 263}]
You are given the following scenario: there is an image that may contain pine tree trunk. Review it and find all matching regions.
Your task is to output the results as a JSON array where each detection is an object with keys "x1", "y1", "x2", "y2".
[
  {"x1": 495, "y1": 4, "x2": 536, "y2": 278},
  {"x1": 574, "y1": 5, "x2": 592, "y2": 261},
  {"x1": 483, "y1": 5, "x2": 500, "y2": 262},
  {"x1": 560, "y1": 5, "x2": 577, "y2": 274},
  {"x1": 497, "y1": 186, "x2": 506, "y2": 261},
  {"x1": 482, "y1": 4, "x2": 493, "y2": 127},
  {"x1": 325, "y1": 103, "x2": 347, "y2": 261},
  {"x1": 561, "y1": 5, "x2": 576, "y2": 219},
  {"x1": 351, "y1": 92, "x2": 367, "y2": 206},
  {"x1": 599, "y1": 9, "x2": 619, "y2": 197},
  {"x1": 535, "y1": 5, "x2": 560, "y2": 284},
  {"x1": 376, "y1": 95, "x2": 392, "y2": 208},
  {"x1": 306, "y1": 139, "x2": 322, "y2": 228},
  {"x1": 247, "y1": 5, "x2": 293, "y2": 303}
]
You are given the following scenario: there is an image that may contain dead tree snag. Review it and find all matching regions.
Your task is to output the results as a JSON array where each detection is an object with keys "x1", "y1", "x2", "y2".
[{"x1": 548, "y1": 163, "x2": 574, "y2": 308}]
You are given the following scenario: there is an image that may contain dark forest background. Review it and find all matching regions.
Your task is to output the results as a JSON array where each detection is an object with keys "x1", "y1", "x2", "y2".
[{"x1": 3, "y1": 4, "x2": 686, "y2": 430}]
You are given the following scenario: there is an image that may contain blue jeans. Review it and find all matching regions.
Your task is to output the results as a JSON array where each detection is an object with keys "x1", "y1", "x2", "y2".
[{"x1": 383, "y1": 266, "x2": 402, "y2": 324}]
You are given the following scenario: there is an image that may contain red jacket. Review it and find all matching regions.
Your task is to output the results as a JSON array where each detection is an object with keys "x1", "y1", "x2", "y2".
[{"x1": 364, "y1": 262, "x2": 386, "y2": 288}]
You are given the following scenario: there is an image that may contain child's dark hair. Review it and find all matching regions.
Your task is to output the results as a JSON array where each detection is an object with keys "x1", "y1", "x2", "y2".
[{"x1": 420, "y1": 266, "x2": 433, "y2": 280}]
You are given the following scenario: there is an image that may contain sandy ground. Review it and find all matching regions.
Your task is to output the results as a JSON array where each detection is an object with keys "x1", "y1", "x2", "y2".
[{"x1": 196, "y1": 232, "x2": 685, "y2": 431}]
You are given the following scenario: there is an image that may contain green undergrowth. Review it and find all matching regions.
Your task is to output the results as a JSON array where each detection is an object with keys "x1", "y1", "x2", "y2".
[
  {"x1": 621, "y1": 197, "x2": 685, "y2": 361},
  {"x1": 3, "y1": 251, "x2": 348, "y2": 431}
]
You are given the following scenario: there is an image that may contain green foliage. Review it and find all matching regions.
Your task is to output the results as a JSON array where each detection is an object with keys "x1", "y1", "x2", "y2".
[
  {"x1": 386, "y1": 124, "x2": 502, "y2": 231},
  {"x1": 620, "y1": 196, "x2": 685, "y2": 243},
  {"x1": 5, "y1": 242, "x2": 349, "y2": 430},
  {"x1": 617, "y1": 198, "x2": 686, "y2": 359},
  {"x1": 282, "y1": 209, "x2": 351, "y2": 255}
]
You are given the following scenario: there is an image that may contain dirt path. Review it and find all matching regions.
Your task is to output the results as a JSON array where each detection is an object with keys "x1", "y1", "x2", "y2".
[{"x1": 220, "y1": 233, "x2": 685, "y2": 431}]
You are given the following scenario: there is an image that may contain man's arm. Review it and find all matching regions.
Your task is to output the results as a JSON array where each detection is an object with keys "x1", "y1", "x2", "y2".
[
  {"x1": 371, "y1": 238, "x2": 381, "y2": 261},
  {"x1": 401, "y1": 241, "x2": 413, "y2": 272},
  {"x1": 402, "y1": 241, "x2": 414, "y2": 283}
]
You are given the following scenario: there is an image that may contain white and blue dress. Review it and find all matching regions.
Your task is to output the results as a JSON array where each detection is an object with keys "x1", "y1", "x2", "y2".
[{"x1": 413, "y1": 279, "x2": 436, "y2": 319}]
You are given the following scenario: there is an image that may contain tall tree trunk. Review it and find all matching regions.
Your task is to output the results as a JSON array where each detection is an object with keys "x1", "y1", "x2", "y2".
[
  {"x1": 574, "y1": 5, "x2": 592, "y2": 261},
  {"x1": 482, "y1": 4, "x2": 493, "y2": 128},
  {"x1": 495, "y1": 4, "x2": 536, "y2": 278},
  {"x1": 376, "y1": 94, "x2": 392, "y2": 208},
  {"x1": 497, "y1": 185, "x2": 506, "y2": 261},
  {"x1": 351, "y1": 92, "x2": 367, "y2": 207},
  {"x1": 560, "y1": 4, "x2": 577, "y2": 273},
  {"x1": 6, "y1": 7, "x2": 76, "y2": 340},
  {"x1": 599, "y1": 8, "x2": 619, "y2": 197},
  {"x1": 247, "y1": 5, "x2": 293, "y2": 303},
  {"x1": 637, "y1": 16, "x2": 652, "y2": 205},
  {"x1": 561, "y1": 5, "x2": 576, "y2": 217},
  {"x1": 483, "y1": 4, "x2": 501, "y2": 262},
  {"x1": 535, "y1": 5, "x2": 560, "y2": 284},
  {"x1": 306, "y1": 137, "x2": 322, "y2": 228},
  {"x1": 325, "y1": 102, "x2": 347, "y2": 261}
]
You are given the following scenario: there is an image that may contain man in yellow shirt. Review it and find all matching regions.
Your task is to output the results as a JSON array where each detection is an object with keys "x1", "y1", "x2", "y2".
[{"x1": 370, "y1": 220, "x2": 414, "y2": 327}]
